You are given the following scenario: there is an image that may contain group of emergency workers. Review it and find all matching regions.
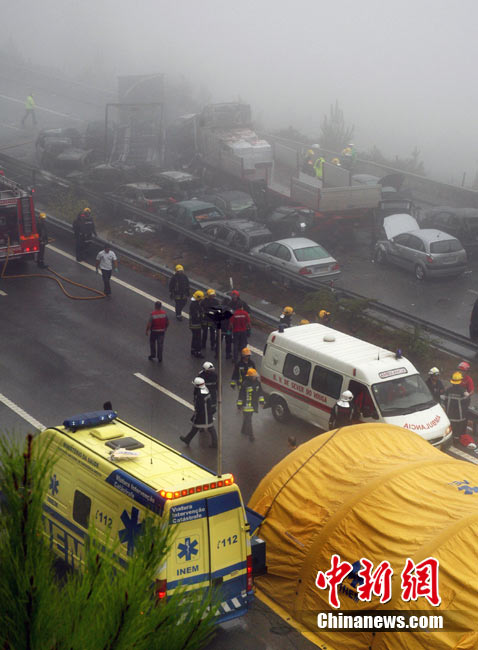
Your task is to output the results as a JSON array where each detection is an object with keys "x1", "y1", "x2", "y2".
[{"x1": 301, "y1": 142, "x2": 357, "y2": 179}]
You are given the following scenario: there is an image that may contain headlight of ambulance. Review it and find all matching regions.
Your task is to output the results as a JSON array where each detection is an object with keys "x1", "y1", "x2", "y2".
[{"x1": 445, "y1": 425, "x2": 452, "y2": 437}]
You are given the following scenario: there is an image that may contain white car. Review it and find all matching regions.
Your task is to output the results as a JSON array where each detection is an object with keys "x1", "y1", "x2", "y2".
[{"x1": 249, "y1": 237, "x2": 341, "y2": 282}]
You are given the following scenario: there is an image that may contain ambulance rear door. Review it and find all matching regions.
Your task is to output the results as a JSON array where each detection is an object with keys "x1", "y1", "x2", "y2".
[
  {"x1": 167, "y1": 498, "x2": 210, "y2": 595},
  {"x1": 206, "y1": 489, "x2": 248, "y2": 621}
]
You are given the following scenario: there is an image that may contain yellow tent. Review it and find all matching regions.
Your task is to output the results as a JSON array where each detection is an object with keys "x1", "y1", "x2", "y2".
[{"x1": 249, "y1": 424, "x2": 478, "y2": 649}]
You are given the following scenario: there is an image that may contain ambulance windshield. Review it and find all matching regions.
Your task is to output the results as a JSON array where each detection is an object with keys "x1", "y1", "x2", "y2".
[{"x1": 372, "y1": 374, "x2": 436, "y2": 417}]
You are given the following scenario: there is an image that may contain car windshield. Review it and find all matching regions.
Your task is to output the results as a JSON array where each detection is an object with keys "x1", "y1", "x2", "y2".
[
  {"x1": 142, "y1": 189, "x2": 164, "y2": 199},
  {"x1": 429, "y1": 239, "x2": 463, "y2": 254},
  {"x1": 372, "y1": 374, "x2": 436, "y2": 417},
  {"x1": 294, "y1": 245, "x2": 330, "y2": 261},
  {"x1": 192, "y1": 208, "x2": 223, "y2": 221}
]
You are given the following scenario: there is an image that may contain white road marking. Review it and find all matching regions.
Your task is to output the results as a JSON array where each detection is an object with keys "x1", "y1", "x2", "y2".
[
  {"x1": 0, "y1": 290, "x2": 7, "y2": 296},
  {"x1": 134, "y1": 373, "x2": 194, "y2": 411},
  {"x1": 0, "y1": 392, "x2": 44, "y2": 430},
  {"x1": 468, "y1": 289, "x2": 478, "y2": 295},
  {"x1": 0, "y1": 121, "x2": 23, "y2": 132},
  {"x1": 48, "y1": 245, "x2": 264, "y2": 356},
  {"x1": 0, "y1": 93, "x2": 84, "y2": 122}
]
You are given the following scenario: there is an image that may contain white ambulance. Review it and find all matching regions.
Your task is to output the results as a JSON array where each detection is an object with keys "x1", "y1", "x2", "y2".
[
  {"x1": 261, "y1": 323, "x2": 452, "y2": 447},
  {"x1": 39, "y1": 410, "x2": 266, "y2": 623}
]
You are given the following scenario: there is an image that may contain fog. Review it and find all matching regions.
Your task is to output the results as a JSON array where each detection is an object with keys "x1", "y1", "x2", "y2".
[{"x1": 5, "y1": 0, "x2": 478, "y2": 184}]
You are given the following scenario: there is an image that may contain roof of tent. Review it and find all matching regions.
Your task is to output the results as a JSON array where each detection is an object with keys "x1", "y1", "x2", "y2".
[{"x1": 248, "y1": 423, "x2": 478, "y2": 649}]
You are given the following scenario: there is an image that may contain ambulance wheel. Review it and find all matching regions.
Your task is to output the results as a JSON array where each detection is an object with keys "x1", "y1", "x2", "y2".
[{"x1": 271, "y1": 396, "x2": 290, "y2": 423}]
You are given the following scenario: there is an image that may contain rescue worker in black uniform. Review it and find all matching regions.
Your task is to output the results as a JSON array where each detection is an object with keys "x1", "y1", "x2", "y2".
[
  {"x1": 180, "y1": 377, "x2": 217, "y2": 448},
  {"x1": 279, "y1": 306, "x2": 294, "y2": 329},
  {"x1": 236, "y1": 368, "x2": 265, "y2": 441},
  {"x1": 36, "y1": 212, "x2": 48, "y2": 268},
  {"x1": 230, "y1": 348, "x2": 255, "y2": 390},
  {"x1": 73, "y1": 207, "x2": 97, "y2": 262},
  {"x1": 189, "y1": 290, "x2": 205, "y2": 358},
  {"x1": 198, "y1": 361, "x2": 218, "y2": 413},
  {"x1": 222, "y1": 290, "x2": 250, "y2": 360},
  {"x1": 201, "y1": 288, "x2": 220, "y2": 352},
  {"x1": 169, "y1": 264, "x2": 190, "y2": 321},
  {"x1": 444, "y1": 372, "x2": 469, "y2": 441},
  {"x1": 328, "y1": 390, "x2": 354, "y2": 429},
  {"x1": 426, "y1": 367, "x2": 445, "y2": 403}
]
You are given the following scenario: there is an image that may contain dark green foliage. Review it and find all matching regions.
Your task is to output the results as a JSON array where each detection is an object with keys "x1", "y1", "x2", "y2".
[{"x1": 0, "y1": 434, "x2": 216, "y2": 650}]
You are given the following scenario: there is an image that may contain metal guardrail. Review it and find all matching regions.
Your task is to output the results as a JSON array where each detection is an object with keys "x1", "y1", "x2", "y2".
[{"x1": 1, "y1": 152, "x2": 477, "y2": 358}]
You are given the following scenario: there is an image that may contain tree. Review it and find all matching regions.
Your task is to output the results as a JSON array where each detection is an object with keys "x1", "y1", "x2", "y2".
[
  {"x1": 0, "y1": 433, "x2": 215, "y2": 650},
  {"x1": 320, "y1": 101, "x2": 355, "y2": 152}
]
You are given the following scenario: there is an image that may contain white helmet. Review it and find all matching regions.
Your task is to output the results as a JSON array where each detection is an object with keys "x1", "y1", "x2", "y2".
[
  {"x1": 428, "y1": 367, "x2": 440, "y2": 375},
  {"x1": 311, "y1": 143, "x2": 320, "y2": 150},
  {"x1": 193, "y1": 377, "x2": 205, "y2": 387},
  {"x1": 337, "y1": 390, "x2": 353, "y2": 408},
  {"x1": 203, "y1": 362, "x2": 214, "y2": 371}
]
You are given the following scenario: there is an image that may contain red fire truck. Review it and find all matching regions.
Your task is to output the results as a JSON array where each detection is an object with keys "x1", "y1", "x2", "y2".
[{"x1": 0, "y1": 171, "x2": 39, "y2": 262}]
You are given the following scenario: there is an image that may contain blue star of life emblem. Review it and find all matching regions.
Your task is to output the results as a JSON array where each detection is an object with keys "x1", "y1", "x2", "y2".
[
  {"x1": 49, "y1": 474, "x2": 59, "y2": 496},
  {"x1": 118, "y1": 506, "x2": 143, "y2": 555},
  {"x1": 177, "y1": 537, "x2": 199, "y2": 562}
]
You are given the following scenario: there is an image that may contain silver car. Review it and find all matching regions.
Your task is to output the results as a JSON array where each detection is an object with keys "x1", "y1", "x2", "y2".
[
  {"x1": 249, "y1": 237, "x2": 341, "y2": 282},
  {"x1": 375, "y1": 214, "x2": 467, "y2": 280}
]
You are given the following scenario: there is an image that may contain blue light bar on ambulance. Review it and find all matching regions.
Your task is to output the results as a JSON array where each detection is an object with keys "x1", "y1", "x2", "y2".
[{"x1": 63, "y1": 410, "x2": 117, "y2": 430}]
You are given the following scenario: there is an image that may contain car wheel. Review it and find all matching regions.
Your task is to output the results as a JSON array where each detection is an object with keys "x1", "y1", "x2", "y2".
[
  {"x1": 415, "y1": 264, "x2": 426, "y2": 280},
  {"x1": 375, "y1": 247, "x2": 387, "y2": 264},
  {"x1": 271, "y1": 396, "x2": 290, "y2": 423}
]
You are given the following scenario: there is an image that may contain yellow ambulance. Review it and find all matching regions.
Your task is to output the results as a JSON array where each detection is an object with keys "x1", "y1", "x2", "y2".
[{"x1": 40, "y1": 410, "x2": 265, "y2": 622}]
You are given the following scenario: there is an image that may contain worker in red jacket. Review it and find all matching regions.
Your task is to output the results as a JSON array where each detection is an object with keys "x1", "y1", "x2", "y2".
[
  {"x1": 145, "y1": 300, "x2": 169, "y2": 362},
  {"x1": 231, "y1": 307, "x2": 251, "y2": 363},
  {"x1": 458, "y1": 361, "x2": 474, "y2": 397}
]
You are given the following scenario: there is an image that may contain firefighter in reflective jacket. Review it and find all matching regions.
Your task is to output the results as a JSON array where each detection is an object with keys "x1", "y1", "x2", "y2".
[
  {"x1": 230, "y1": 348, "x2": 255, "y2": 389},
  {"x1": 180, "y1": 377, "x2": 217, "y2": 448},
  {"x1": 231, "y1": 307, "x2": 251, "y2": 363},
  {"x1": 37, "y1": 212, "x2": 48, "y2": 268},
  {"x1": 145, "y1": 300, "x2": 169, "y2": 362},
  {"x1": 236, "y1": 368, "x2": 265, "y2": 440},
  {"x1": 73, "y1": 207, "x2": 96, "y2": 262},
  {"x1": 169, "y1": 264, "x2": 190, "y2": 321},
  {"x1": 189, "y1": 290, "x2": 205, "y2": 358}
]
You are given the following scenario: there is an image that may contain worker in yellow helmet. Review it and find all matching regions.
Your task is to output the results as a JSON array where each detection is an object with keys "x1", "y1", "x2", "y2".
[
  {"x1": 318, "y1": 309, "x2": 331, "y2": 325},
  {"x1": 230, "y1": 347, "x2": 255, "y2": 390},
  {"x1": 236, "y1": 367, "x2": 265, "y2": 441},
  {"x1": 300, "y1": 319, "x2": 310, "y2": 325},
  {"x1": 190, "y1": 290, "x2": 205, "y2": 358},
  {"x1": 279, "y1": 306, "x2": 294, "y2": 329},
  {"x1": 444, "y1": 372, "x2": 469, "y2": 442},
  {"x1": 169, "y1": 264, "x2": 190, "y2": 321},
  {"x1": 331, "y1": 157, "x2": 341, "y2": 166},
  {"x1": 202, "y1": 288, "x2": 220, "y2": 353},
  {"x1": 36, "y1": 212, "x2": 48, "y2": 268}
]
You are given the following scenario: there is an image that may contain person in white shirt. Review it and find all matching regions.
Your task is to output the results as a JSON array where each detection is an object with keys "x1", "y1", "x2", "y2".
[{"x1": 95, "y1": 244, "x2": 118, "y2": 296}]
